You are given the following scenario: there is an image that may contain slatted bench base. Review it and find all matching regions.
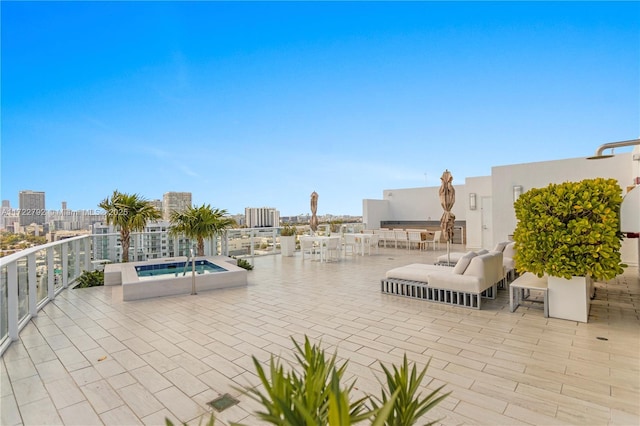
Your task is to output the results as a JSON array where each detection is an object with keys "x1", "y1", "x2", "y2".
[{"x1": 380, "y1": 278, "x2": 495, "y2": 309}]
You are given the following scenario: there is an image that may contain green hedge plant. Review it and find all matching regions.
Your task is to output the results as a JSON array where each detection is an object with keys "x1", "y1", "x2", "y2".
[
  {"x1": 73, "y1": 270, "x2": 104, "y2": 289},
  {"x1": 513, "y1": 178, "x2": 625, "y2": 281},
  {"x1": 281, "y1": 224, "x2": 297, "y2": 236}
]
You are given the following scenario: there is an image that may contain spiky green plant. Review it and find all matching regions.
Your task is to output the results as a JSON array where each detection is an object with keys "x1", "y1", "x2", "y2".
[
  {"x1": 372, "y1": 354, "x2": 450, "y2": 426},
  {"x1": 240, "y1": 336, "x2": 373, "y2": 425},
  {"x1": 73, "y1": 270, "x2": 104, "y2": 289},
  {"x1": 235, "y1": 258, "x2": 253, "y2": 271}
]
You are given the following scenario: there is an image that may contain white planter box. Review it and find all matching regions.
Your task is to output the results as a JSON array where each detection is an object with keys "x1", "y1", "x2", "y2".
[
  {"x1": 548, "y1": 275, "x2": 593, "y2": 323},
  {"x1": 280, "y1": 236, "x2": 296, "y2": 257}
]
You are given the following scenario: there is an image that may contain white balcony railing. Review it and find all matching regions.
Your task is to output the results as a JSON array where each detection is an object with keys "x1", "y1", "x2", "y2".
[{"x1": 0, "y1": 235, "x2": 91, "y2": 355}]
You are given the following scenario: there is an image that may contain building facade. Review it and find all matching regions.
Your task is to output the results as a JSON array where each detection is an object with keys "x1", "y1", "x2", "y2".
[
  {"x1": 162, "y1": 192, "x2": 192, "y2": 220},
  {"x1": 363, "y1": 146, "x2": 640, "y2": 267},
  {"x1": 92, "y1": 220, "x2": 196, "y2": 262},
  {"x1": 18, "y1": 190, "x2": 45, "y2": 226},
  {"x1": 245, "y1": 207, "x2": 280, "y2": 228}
]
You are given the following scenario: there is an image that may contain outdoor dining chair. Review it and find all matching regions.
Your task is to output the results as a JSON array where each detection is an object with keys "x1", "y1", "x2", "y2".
[{"x1": 425, "y1": 230, "x2": 442, "y2": 250}]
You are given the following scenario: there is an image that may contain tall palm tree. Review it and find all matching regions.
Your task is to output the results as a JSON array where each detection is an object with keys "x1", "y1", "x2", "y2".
[
  {"x1": 98, "y1": 190, "x2": 161, "y2": 262},
  {"x1": 169, "y1": 204, "x2": 235, "y2": 256}
]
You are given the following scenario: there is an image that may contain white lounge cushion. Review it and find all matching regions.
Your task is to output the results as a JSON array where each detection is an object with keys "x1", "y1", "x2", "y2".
[
  {"x1": 453, "y1": 252, "x2": 477, "y2": 275},
  {"x1": 477, "y1": 252, "x2": 504, "y2": 285},
  {"x1": 427, "y1": 271, "x2": 484, "y2": 293},
  {"x1": 503, "y1": 242, "x2": 516, "y2": 259},
  {"x1": 476, "y1": 249, "x2": 489, "y2": 255},
  {"x1": 385, "y1": 263, "x2": 452, "y2": 281},
  {"x1": 493, "y1": 242, "x2": 509, "y2": 252},
  {"x1": 436, "y1": 252, "x2": 465, "y2": 264},
  {"x1": 385, "y1": 255, "x2": 495, "y2": 294}
]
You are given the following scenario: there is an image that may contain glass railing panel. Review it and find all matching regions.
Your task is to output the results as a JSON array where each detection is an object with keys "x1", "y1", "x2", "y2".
[
  {"x1": 67, "y1": 241, "x2": 76, "y2": 283},
  {"x1": 36, "y1": 248, "x2": 48, "y2": 305},
  {"x1": 92, "y1": 234, "x2": 117, "y2": 264},
  {"x1": 79, "y1": 238, "x2": 87, "y2": 272},
  {"x1": 17, "y1": 257, "x2": 29, "y2": 322},
  {"x1": 53, "y1": 245, "x2": 63, "y2": 291},
  {"x1": 225, "y1": 228, "x2": 278, "y2": 258},
  {"x1": 253, "y1": 228, "x2": 277, "y2": 255},
  {"x1": 0, "y1": 265, "x2": 8, "y2": 345}
]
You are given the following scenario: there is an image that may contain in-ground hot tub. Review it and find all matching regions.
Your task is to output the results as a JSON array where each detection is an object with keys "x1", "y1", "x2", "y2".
[{"x1": 105, "y1": 256, "x2": 247, "y2": 301}]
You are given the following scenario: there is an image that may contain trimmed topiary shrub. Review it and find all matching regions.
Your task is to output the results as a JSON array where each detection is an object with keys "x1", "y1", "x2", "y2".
[{"x1": 513, "y1": 177, "x2": 625, "y2": 281}]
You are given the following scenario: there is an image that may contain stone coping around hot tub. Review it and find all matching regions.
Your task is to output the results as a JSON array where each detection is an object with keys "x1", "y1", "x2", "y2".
[
  {"x1": 104, "y1": 256, "x2": 239, "y2": 286},
  {"x1": 119, "y1": 256, "x2": 247, "y2": 301}
]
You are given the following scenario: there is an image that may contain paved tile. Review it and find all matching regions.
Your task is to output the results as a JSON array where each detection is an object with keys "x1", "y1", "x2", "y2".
[{"x1": 1, "y1": 247, "x2": 639, "y2": 425}]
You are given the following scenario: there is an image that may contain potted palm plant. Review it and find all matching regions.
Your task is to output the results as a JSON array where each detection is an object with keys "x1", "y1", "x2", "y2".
[
  {"x1": 513, "y1": 178, "x2": 625, "y2": 322},
  {"x1": 169, "y1": 204, "x2": 235, "y2": 256},
  {"x1": 280, "y1": 224, "x2": 297, "y2": 257},
  {"x1": 99, "y1": 190, "x2": 161, "y2": 262}
]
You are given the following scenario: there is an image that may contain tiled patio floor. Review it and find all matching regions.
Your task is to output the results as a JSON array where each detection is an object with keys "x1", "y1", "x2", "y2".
[{"x1": 2, "y1": 246, "x2": 639, "y2": 425}]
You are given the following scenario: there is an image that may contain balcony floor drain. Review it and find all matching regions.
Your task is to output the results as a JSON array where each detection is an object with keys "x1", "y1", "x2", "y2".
[{"x1": 208, "y1": 393, "x2": 240, "y2": 412}]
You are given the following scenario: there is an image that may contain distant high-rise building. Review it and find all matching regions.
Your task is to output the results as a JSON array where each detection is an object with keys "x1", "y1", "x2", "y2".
[
  {"x1": 1, "y1": 200, "x2": 13, "y2": 230},
  {"x1": 245, "y1": 207, "x2": 280, "y2": 228},
  {"x1": 149, "y1": 199, "x2": 163, "y2": 215},
  {"x1": 162, "y1": 192, "x2": 192, "y2": 220},
  {"x1": 61, "y1": 201, "x2": 67, "y2": 211},
  {"x1": 19, "y1": 190, "x2": 45, "y2": 225}
]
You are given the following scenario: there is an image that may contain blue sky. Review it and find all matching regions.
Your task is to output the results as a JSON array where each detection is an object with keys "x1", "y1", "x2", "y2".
[{"x1": 2, "y1": 1, "x2": 638, "y2": 216}]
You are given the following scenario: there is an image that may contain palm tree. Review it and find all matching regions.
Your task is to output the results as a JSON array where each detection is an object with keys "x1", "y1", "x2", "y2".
[
  {"x1": 98, "y1": 190, "x2": 161, "y2": 262},
  {"x1": 169, "y1": 204, "x2": 235, "y2": 256}
]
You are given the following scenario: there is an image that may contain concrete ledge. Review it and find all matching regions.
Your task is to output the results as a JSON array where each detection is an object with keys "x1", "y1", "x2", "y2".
[{"x1": 103, "y1": 256, "x2": 247, "y2": 300}]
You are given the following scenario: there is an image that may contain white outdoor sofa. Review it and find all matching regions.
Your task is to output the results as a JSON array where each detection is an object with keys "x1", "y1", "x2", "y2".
[
  {"x1": 437, "y1": 241, "x2": 515, "y2": 285},
  {"x1": 381, "y1": 251, "x2": 504, "y2": 309}
]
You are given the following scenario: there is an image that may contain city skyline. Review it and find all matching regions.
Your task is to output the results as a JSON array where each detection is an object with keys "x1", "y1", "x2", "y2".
[{"x1": 2, "y1": 2, "x2": 638, "y2": 215}]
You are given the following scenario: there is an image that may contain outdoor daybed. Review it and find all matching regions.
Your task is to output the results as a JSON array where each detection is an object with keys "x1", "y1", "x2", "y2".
[
  {"x1": 381, "y1": 251, "x2": 503, "y2": 309},
  {"x1": 437, "y1": 241, "x2": 516, "y2": 284}
]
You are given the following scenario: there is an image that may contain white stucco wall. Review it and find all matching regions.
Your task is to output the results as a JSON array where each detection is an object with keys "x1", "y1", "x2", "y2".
[
  {"x1": 463, "y1": 176, "x2": 492, "y2": 250},
  {"x1": 363, "y1": 185, "x2": 467, "y2": 229},
  {"x1": 491, "y1": 153, "x2": 633, "y2": 245},
  {"x1": 362, "y1": 199, "x2": 390, "y2": 230},
  {"x1": 365, "y1": 151, "x2": 638, "y2": 266}
]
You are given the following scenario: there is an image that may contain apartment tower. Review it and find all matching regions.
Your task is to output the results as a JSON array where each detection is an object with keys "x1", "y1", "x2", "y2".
[
  {"x1": 245, "y1": 207, "x2": 280, "y2": 228},
  {"x1": 18, "y1": 190, "x2": 45, "y2": 225},
  {"x1": 162, "y1": 192, "x2": 192, "y2": 220}
]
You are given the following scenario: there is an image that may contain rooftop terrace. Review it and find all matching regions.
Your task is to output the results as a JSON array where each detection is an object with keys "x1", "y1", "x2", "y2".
[{"x1": 2, "y1": 245, "x2": 639, "y2": 425}]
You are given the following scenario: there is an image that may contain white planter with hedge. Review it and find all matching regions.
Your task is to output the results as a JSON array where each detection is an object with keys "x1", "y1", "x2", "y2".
[
  {"x1": 280, "y1": 225, "x2": 297, "y2": 257},
  {"x1": 513, "y1": 178, "x2": 625, "y2": 323}
]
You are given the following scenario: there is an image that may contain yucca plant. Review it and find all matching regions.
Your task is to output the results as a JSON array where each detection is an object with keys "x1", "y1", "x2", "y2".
[
  {"x1": 372, "y1": 354, "x2": 450, "y2": 426},
  {"x1": 327, "y1": 369, "x2": 400, "y2": 426},
  {"x1": 235, "y1": 336, "x2": 447, "y2": 425},
  {"x1": 241, "y1": 336, "x2": 373, "y2": 425},
  {"x1": 234, "y1": 258, "x2": 254, "y2": 271}
]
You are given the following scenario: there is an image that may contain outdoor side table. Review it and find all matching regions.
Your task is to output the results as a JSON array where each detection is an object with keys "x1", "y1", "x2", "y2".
[{"x1": 510, "y1": 272, "x2": 549, "y2": 317}]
